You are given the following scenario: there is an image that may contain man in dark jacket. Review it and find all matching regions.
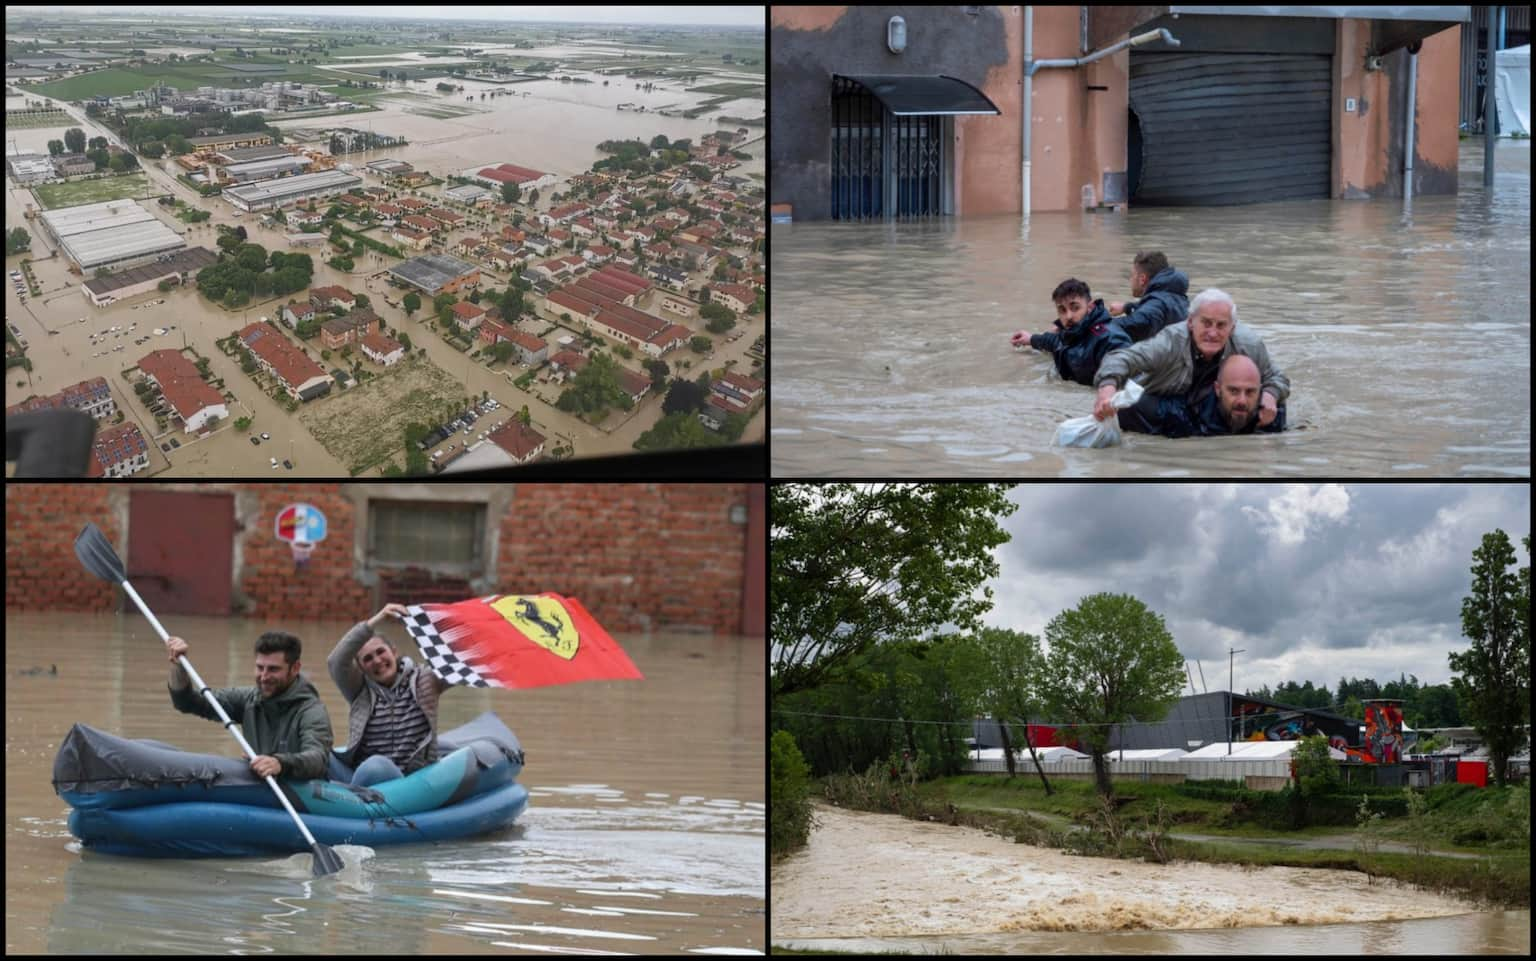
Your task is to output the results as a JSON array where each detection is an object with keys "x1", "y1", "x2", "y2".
[
  {"x1": 1108, "y1": 250, "x2": 1189, "y2": 342},
  {"x1": 1118, "y1": 354, "x2": 1287, "y2": 438},
  {"x1": 1010, "y1": 278, "x2": 1130, "y2": 386},
  {"x1": 164, "y1": 631, "x2": 334, "y2": 781}
]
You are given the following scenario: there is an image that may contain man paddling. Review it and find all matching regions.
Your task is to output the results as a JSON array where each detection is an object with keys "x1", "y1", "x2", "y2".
[
  {"x1": 325, "y1": 603, "x2": 451, "y2": 786},
  {"x1": 164, "y1": 632, "x2": 334, "y2": 780}
]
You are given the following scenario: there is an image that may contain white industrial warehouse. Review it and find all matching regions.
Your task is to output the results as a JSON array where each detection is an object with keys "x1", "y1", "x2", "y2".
[
  {"x1": 222, "y1": 169, "x2": 361, "y2": 212},
  {"x1": 39, "y1": 199, "x2": 187, "y2": 274}
]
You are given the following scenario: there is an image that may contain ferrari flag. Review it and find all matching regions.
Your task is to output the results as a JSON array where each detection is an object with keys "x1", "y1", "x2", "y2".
[{"x1": 403, "y1": 593, "x2": 644, "y2": 690}]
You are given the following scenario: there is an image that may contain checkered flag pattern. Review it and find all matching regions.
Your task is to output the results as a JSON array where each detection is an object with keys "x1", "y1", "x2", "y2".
[{"x1": 403, "y1": 604, "x2": 503, "y2": 689}]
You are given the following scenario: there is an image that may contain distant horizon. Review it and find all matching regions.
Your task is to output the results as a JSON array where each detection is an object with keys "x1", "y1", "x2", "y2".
[{"x1": 4, "y1": 6, "x2": 765, "y2": 29}]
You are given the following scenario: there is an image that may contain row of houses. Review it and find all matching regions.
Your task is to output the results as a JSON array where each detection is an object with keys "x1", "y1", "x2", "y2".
[
  {"x1": 237, "y1": 321, "x2": 333, "y2": 402},
  {"x1": 138, "y1": 348, "x2": 228, "y2": 434},
  {"x1": 5, "y1": 376, "x2": 116, "y2": 420},
  {"x1": 699, "y1": 371, "x2": 765, "y2": 433}
]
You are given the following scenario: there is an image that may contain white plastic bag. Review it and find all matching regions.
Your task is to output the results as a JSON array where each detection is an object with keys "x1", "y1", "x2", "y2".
[{"x1": 1052, "y1": 380, "x2": 1144, "y2": 448}]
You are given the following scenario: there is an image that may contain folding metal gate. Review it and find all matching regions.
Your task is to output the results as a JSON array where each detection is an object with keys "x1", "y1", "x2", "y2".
[{"x1": 831, "y1": 76, "x2": 945, "y2": 221}]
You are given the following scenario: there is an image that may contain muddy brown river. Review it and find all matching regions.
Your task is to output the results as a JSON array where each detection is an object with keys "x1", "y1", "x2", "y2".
[
  {"x1": 773, "y1": 804, "x2": 1529, "y2": 954},
  {"x1": 4, "y1": 612, "x2": 763, "y2": 955},
  {"x1": 771, "y1": 141, "x2": 1530, "y2": 477}
]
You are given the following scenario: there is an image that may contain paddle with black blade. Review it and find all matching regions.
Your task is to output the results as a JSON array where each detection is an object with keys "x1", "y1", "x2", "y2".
[{"x1": 73, "y1": 522, "x2": 345, "y2": 878}]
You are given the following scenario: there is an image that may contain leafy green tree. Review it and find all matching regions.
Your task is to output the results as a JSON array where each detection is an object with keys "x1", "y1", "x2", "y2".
[
  {"x1": 1448, "y1": 530, "x2": 1530, "y2": 788},
  {"x1": 632, "y1": 409, "x2": 722, "y2": 451},
  {"x1": 771, "y1": 484, "x2": 1016, "y2": 699},
  {"x1": 661, "y1": 377, "x2": 705, "y2": 414},
  {"x1": 47, "y1": 139, "x2": 65, "y2": 156},
  {"x1": 5, "y1": 228, "x2": 30, "y2": 256},
  {"x1": 64, "y1": 127, "x2": 86, "y2": 154},
  {"x1": 500, "y1": 181, "x2": 520, "y2": 204},
  {"x1": 402, "y1": 291, "x2": 420, "y2": 315},
  {"x1": 1037, "y1": 593, "x2": 1186, "y2": 798},
  {"x1": 973, "y1": 626, "x2": 1055, "y2": 793},
  {"x1": 1292, "y1": 733, "x2": 1339, "y2": 798}
]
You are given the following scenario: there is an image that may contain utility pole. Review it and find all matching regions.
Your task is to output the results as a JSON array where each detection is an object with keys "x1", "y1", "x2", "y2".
[{"x1": 1228, "y1": 647, "x2": 1246, "y2": 755}]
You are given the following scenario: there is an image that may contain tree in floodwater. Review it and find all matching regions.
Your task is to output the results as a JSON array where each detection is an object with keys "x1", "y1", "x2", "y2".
[
  {"x1": 1038, "y1": 593, "x2": 1186, "y2": 799},
  {"x1": 770, "y1": 483, "x2": 1016, "y2": 699},
  {"x1": 1447, "y1": 530, "x2": 1530, "y2": 789},
  {"x1": 972, "y1": 626, "x2": 1054, "y2": 795}
]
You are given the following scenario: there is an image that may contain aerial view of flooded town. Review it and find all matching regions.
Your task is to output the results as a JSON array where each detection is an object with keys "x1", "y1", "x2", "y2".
[{"x1": 5, "y1": 6, "x2": 764, "y2": 477}]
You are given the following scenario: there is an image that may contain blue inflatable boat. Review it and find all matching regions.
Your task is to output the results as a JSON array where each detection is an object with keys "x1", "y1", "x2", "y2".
[{"x1": 53, "y1": 712, "x2": 529, "y2": 858}]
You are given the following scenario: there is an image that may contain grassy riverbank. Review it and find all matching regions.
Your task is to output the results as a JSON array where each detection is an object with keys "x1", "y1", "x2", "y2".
[{"x1": 797, "y1": 773, "x2": 1529, "y2": 911}]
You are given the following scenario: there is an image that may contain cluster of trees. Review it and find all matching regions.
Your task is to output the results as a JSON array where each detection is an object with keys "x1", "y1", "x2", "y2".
[
  {"x1": 117, "y1": 110, "x2": 278, "y2": 156},
  {"x1": 633, "y1": 411, "x2": 726, "y2": 451},
  {"x1": 593, "y1": 135, "x2": 694, "y2": 176},
  {"x1": 6, "y1": 227, "x2": 29, "y2": 256},
  {"x1": 699, "y1": 300, "x2": 737, "y2": 333},
  {"x1": 197, "y1": 244, "x2": 314, "y2": 309},
  {"x1": 1245, "y1": 676, "x2": 1465, "y2": 728},
  {"x1": 555, "y1": 352, "x2": 632, "y2": 420}
]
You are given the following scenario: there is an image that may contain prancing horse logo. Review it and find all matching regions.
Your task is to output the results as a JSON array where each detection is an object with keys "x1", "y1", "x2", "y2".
[{"x1": 490, "y1": 595, "x2": 578, "y2": 660}]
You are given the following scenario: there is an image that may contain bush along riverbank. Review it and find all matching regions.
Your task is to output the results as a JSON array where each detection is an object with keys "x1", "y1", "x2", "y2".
[{"x1": 798, "y1": 756, "x2": 1529, "y2": 910}]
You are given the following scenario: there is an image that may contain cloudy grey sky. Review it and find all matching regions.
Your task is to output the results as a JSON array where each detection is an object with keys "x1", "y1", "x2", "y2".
[{"x1": 979, "y1": 484, "x2": 1529, "y2": 692}]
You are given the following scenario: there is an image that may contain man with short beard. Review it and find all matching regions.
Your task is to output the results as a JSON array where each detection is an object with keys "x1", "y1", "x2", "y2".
[
  {"x1": 1117, "y1": 354, "x2": 1288, "y2": 438},
  {"x1": 164, "y1": 631, "x2": 333, "y2": 780},
  {"x1": 326, "y1": 603, "x2": 452, "y2": 786}
]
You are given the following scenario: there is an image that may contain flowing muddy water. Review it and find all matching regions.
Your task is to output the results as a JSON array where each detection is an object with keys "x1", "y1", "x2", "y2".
[
  {"x1": 771, "y1": 141, "x2": 1530, "y2": 478},
  {"x1": 5, "y1": 613, "x2": 763, "y2": 955},
  {"x1": 773, "y1": 804, "x2": 1527, "y2": 954}
]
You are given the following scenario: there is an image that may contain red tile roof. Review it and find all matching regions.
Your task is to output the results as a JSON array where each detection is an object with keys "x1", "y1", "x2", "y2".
[
  {"x1": 238, "y1": 322, "x2": 327, "y2": 390},
  {"x1": 360, "y1": 331, "x2": 403, "y2": 358},
  {"x1": 489, "y1": 419, "x2": 546, "y2": 461}
]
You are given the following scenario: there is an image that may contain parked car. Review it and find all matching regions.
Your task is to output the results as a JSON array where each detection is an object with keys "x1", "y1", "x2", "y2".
[
  {"x1": 260, "y1": 432, "x2": 270, "y2": 441},
  {"x1": 169, "y1": 438, "x2": 180, "y2": 449},
  {"x1": 270, "y1": 457, "x2": 278, "y2": 469},
  {"x1": 283, "y1": 460, "x2": 293, "y2": 470},
  {"x1": 250, "y1": 436, "x2": 260, "y2": 446}
]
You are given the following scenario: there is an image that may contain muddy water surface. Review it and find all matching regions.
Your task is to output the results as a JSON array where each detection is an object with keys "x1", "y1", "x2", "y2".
[
  {"x1": 773, "y1": 804, "x2": 1527, "y2": 954},
  {"x1": 5, "y1": 613, "x2": 763, "y2": 955},
  {"x1": 771, "y1": 142, "x2": 1530, "y2": 477}
]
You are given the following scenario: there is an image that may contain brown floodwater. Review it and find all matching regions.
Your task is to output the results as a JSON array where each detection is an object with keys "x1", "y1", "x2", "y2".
[
  {"x1": 770, "y1": 141, "x2": 1531, "y2": 477},
  {"x1": 773, "y1": 804, "x2": 1528, "y2": 955},
  {"x1": 5, "y1": 612, "x2": 763, "y2": 955}
]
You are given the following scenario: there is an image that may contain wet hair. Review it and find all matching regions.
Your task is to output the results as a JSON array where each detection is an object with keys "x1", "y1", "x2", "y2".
[
  {"x1": 1188, "y1": 288, "x2": 1238, "y2": 326},
  {"x1": 1051, "y1": 278, "x2": 1091, "y2": 304},
  {"x1": 254, "y1": 631, "x2": 303, "y2": 666},
  {"x1": 1133, "y1": 250, "x2": 1169, "y2": 279}
]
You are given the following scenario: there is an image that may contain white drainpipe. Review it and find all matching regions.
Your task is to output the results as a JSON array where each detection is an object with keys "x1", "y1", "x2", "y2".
[{"x1": 1404, "y1": 49, "x2": 1417, "y2": 196}]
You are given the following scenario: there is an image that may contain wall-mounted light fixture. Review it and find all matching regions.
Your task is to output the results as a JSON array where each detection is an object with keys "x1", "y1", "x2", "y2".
[{"x1": 888, "y1": 16, "x2": 907, "y2": 54}]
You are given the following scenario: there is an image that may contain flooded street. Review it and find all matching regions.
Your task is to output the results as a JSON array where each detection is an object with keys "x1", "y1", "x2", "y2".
[
  {"x1": 771, "y1": 141, "x2": 1530, "y2": 477},
  {"x1": 5, "y1": 612, "x2": 764, "y2": 955},
  {"x1": 773, "y1": 804, "x2": 1527, "y2": 955}
]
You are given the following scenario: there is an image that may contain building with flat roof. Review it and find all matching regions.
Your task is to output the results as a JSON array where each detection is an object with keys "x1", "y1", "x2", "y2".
[
  {"x1": 387, "y1": 253, "x2": 481, "y2": 296},
  {"x1": 40, "y1": 199, "x2": 187, "y2": 275},
  {"x1": 81, "y1": 247, "x2": 217, "y2": 307},
  {"x1": 443, "y1": 183, "x2": 495, "y2": 206},
  {"x1": 220, "y1": 155, "x2": 309, "y2": 183},
  {"x1": 214, "y1": 144, "x2": 293, "y2": 165},
  {"x1": 367, "y1": 158, "x2": 414, "y2": 177},
  {"x1": 7, "y1": 154, "x2": 55, "y2": 184},
  {"x1": 188, "y1": 132, "x2": 273, "y2": 152},
  {"x1": 223, "y1": 170, "x2": 362, "y2": 212}
]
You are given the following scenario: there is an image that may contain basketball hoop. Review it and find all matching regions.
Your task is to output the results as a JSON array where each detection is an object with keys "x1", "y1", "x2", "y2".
[{"x1": 275, "y1": 503, "x2": 327, "y2": 572}]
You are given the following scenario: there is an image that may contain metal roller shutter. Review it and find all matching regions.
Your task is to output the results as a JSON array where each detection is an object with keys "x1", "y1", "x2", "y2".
[{"x1": 1130, "y1": 52, "x2": 1331, "y2": 206}]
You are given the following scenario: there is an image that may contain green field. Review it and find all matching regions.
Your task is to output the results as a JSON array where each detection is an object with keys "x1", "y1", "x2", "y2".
[
  {"x1": 685, "y1": 82, "x2": 763, "y2": 98},
  {"x1": 297, "y1": 352, "x2": 470, "y2": 475},
  {"x1": 31, "y1": 172, "x2": 151, "y2": 210}
]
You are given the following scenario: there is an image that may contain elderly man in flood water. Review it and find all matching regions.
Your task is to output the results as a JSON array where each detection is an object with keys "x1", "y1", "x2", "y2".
[{"x1": 1092, "y1": 288, "x2": 1289, "y2": 427}]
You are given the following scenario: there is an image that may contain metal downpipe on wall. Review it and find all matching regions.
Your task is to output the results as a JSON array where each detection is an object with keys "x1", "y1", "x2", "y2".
[{"x1": 1021, "y1": 14, "x2": 1180, "y2": 221}]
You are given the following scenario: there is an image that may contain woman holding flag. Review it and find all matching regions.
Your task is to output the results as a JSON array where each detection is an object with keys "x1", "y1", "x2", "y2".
[{"x1": 326, "y1": 603, "x2": 448, "y2": 786}]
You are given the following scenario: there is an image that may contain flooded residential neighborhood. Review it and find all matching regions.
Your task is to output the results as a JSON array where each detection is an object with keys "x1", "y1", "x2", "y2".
[{"x1": 6, "y1": 7, "x2": 764, "y2": 477}]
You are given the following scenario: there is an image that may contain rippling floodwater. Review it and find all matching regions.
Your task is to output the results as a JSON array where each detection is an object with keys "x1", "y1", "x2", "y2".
[
  {"x1": 5, "y1": 613, "x2": 763, "y2": 955},
  {"x1": 773, "y1": 804, "x2": 1529, "y2": 955},
  {"x1": 771, "y1": 142, "x2": 1530, "y2": 477}
]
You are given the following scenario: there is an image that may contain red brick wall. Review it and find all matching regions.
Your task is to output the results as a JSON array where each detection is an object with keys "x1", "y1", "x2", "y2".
[{"x1": 5, "y1": 483, "x2": 758, "y2": 635}]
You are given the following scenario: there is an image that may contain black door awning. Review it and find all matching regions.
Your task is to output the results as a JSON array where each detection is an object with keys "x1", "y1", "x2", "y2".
[{"x1": 835, "y1": 74, "x2": 1001, "y2": 116}]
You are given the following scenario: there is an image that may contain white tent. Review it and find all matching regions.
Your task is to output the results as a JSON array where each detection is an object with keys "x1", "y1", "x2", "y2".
[
  {"x1": 1182, "y1": 740, "x2": 1345, "y2": 761},
  {"x1": 1495, "y1": 44, "x2": 1531, "y2": 136},
  {"x1": 1106, "y1": 748, "x2": 1188, "y2": 762}
]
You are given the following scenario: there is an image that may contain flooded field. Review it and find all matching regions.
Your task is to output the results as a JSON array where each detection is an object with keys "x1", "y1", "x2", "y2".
[
  {"x1": 774, "y1": 804, "x2": 1528, "y2": 955},
  {"x1": 771, "y1": 141, "x2": 1530, "y2": 478},
  {"x1": 5, "y1": 612, "x2": 764, "y2": 955}
]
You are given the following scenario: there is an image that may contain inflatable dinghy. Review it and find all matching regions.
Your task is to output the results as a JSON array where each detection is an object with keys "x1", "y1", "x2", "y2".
[{"x1": 53, "y1": 711, "x2": 528, "y2": 858}]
